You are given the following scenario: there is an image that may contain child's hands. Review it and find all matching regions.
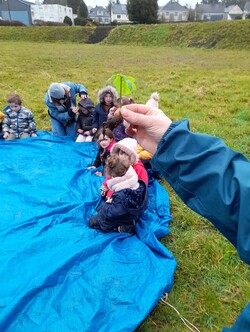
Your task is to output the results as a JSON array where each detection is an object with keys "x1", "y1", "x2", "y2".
[
  {"x1": 87, "y1": 166, "x2": 96, "y2": 170},
  {"x1": 80, "y1": 93, "x2": 88, "y2": 99},
  {"x1": 92, "y1": 128, "x2": 97, "y2": 134},
  {"x1": 77, "y1": 129, "x2": 84, "y2": 133},
  {"x1": 84, "y1": 131, "x2": 90, "y2": 136},
  {"x1": 31, "y1": 133, "x2": 37, "y2": 137},
  {"x1": 95, "y1": 171, "x2": 103, "y2": 176},
  {"x1": 71, "y1": 106, "x2": 78, "y2": 114},
  {"x1": 3, "y1": 133, "x2": 9, "y2": 139},
  {"x1": 106, "y1": 197, "x2": 112, "y2": 203}
]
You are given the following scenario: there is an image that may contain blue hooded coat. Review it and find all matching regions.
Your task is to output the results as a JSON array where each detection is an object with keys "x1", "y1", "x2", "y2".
[
  {"x1": 44, "y1": 82, "x2": 88, "y2": 126},
  {"x1": 152, "y1": 119, "x2": 250, "y2": 331}
]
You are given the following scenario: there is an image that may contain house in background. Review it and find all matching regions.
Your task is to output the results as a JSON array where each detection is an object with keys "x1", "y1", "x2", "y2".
[
  {"x1": 89, "y1": 6, "x2": 110, "y2": 25},
  {"x1": 224, "y1": 4, "x2": 243, "y2": 20},
  {"x1": 0, "y1": 0, "x2": 33, "y2": 25},
  {"x1": 31, "y1": 4, "x2": 74, "y2": 24},
  {"x1": 159, "y1": 0, "x2": 189, "y2": 22},
  {"x1": 111, "y1": 4, "x2": 130, "y2": 23},
  {"x1": 195, "y1": 3, "x2": 225, "y2": 21},
  {"x1": 243, "y1": 1, "x2": 250, "y2": 18}
]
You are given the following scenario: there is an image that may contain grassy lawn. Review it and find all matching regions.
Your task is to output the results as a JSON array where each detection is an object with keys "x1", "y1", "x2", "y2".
[{"x1": 1, "y1": 41, "x2": 249, "y2": 332}]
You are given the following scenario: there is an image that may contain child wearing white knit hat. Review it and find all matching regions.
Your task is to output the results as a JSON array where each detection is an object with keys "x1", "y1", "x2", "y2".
[{"x1": 100, "y1": 137, "x2": 148, "y2": 199}]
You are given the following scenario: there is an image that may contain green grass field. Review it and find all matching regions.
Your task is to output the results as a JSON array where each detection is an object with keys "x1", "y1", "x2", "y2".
[{"x1": 1, "y1": 41, "x2": 249, "y2": 332}]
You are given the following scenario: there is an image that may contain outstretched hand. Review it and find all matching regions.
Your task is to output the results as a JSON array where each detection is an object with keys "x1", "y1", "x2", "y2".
[{"x1": 115, "y1": 104, "x2": 172, "y2": 154}]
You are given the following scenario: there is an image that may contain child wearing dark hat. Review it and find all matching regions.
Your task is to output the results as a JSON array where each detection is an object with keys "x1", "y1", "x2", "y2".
[
  {"x1": 75, "y1": 97, "x2": 95, "y2": 142},
  {"x1": 89, "y1": 154, "x2": 148, "y2": 234},
  {"x1": 91, "y1": 85, "x2": 119, "y2": 135}
]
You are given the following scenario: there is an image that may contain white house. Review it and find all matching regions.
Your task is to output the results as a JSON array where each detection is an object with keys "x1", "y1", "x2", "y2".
[
  {"x1": 89, "y1": 6, "x2": 111, "y2": 24},
  {"x1": 225, "y1": 4, "x2": 243, "y2": 20},
  {"x1": 30, "y1": 4, "x2": 74, "y2": 24},
  {"x1": 195, "y1": 3, "x2": 225, "y2": 21},
  {"x1": 159, "y1": 0, "x2": 189, "y2": 22},
  {"x1": 243, "y1": 1, "x2": 250, "y2": 19},
  {"x1": 111, "y1": 4, "x2": 130, "y2": 23}
]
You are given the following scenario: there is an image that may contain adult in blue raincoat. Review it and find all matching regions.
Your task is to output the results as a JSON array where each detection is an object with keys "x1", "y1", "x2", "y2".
[
  {"x1": 44, "y1": 82, "x2": 88, "y2": 136},
  {"x1": 115, "y1": 104, "x2": 250, "y2": 332}
]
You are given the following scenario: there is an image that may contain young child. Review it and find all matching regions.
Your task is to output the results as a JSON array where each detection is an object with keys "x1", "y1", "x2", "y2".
[
  {"x1": 0, "y1": 110, "x2": 4, "y2": 134},
  {"x1": 2, "y1": 94, "x2": 37, "y2": 140},
  {"x1": 92, "y1": 85, "x2": 118, "y2": 135},
  {"x1": 89, "y1": 154, "x2": 148, "y2": 234},
  {"x1": 100, "y1": 137, "x2": 148, "y2": 198},
  {"x1": 105, "y1": 96, "x2": 134, "y2": 142},
  {"x1": 75, "y1": 97, "x2": 95, "y2": 142},
  {"x1": 88, "y1": 128, "x2": 116, "y2": 176}
]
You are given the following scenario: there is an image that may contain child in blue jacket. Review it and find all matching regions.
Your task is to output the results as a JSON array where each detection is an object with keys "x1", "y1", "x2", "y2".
[{"x1": 89, "y1": 154, "x2": 148, "y2": 234}]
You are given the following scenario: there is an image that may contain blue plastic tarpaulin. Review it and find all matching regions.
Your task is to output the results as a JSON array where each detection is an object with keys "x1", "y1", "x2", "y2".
[{"x1": 0, "y1": 132, "x2": 176, "y2": 332}]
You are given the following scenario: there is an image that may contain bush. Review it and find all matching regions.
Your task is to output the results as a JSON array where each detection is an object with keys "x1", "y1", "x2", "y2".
[
  {"x1": 33, "y1": 20, "x2": 66, "y2": 26},
  {"x1": 74, "y1": 17, "x2": 87, "y2": 26},
  {"x1": 63, "y1": 16, "x2": 73, "y2": 26},
  {"x1": 0, "y1": 20, "x2": 25, "y2": 26}
]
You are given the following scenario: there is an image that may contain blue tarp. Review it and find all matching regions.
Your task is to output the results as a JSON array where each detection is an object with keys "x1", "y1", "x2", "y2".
[{"x1": 0, "y1": 132, "x2": 177, "y2": 332}]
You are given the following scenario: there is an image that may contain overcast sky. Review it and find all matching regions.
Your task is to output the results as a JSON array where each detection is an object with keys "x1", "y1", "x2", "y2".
[{"x1": 85, "y1": 0, "x2": 198, "y2": 9}]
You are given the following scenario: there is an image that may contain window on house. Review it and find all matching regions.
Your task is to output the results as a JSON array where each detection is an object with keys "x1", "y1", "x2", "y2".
[
  {"x1": 97, "y1": 11, "x2": 103, "y2": 16},
  {"x1": 175, "y1": 12, "x2": 178, "y2": 16},
  {"x1": 165, "y1": 11, "x2": 169, "y2": 16},
  {"x1": 117, "y1": 15, "x2": 121, "y2": 18},
  {"x1": 105, "y1": 18, "x2": 109, "y2": 22}
]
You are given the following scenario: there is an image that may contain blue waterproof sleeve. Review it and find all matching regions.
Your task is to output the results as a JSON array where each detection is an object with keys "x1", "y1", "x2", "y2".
[{"x1": 152, "y1": 119, "x2": 250, "y2": 265}]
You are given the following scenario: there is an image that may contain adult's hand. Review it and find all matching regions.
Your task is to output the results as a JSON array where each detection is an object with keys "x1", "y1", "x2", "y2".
[{"x1": 115, "y1": 104, "x2": 172, "y2": 154}]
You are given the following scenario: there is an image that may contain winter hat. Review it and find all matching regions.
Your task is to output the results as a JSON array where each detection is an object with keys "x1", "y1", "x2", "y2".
[
  {"x1": 97, "y1": 85, "x2": 119, "y2": 105},
  {"x1": 146, "y1": 92, "x2": 160, "y2": 109},
  {"x1": 78, "y1": 97, "x2": 95, "y2": 110},
  {"x1": 111, "y1": 137, "x2": 138, "y2": 165},
  {"x1": 49, "y1": 83, "x2": 65, "y2": 99}
]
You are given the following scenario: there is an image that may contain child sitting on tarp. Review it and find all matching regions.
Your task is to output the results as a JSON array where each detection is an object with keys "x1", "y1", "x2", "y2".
[
  {"x1": 2, "y1": 94, "x2": 37, "y2": 140},
  {"x1": 89, "y1": 154, "x2": 148, "y2": 234},
  {"x1": 75, "y1": 97, "x2": 95, "y2": 142},
  {"x1": 92, "y1": 85, "x2": 119, "y2": 136},
  {"x1": 105, "y1": 96, "x2": 134, "y2": 142},
  {"x1": 87, "y1": 128, "x2": 116, "y2": 176},
  {"x1": 100, "y1": 137, "x2": 148, "y2": 199},
  {"x1": 0, "y1": 111, "x2": 4, "y2": 135}
]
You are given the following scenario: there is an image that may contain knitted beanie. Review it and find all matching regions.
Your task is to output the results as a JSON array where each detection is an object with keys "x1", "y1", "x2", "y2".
[
  {"x1": 49, "y1": 83, "x2": 65, "y2": 99},
  {"x1": 146, "y1": 92, "x2": 160, "y2": 108},
  {"x1": 111, "y1": 138, "x2": 138, "y2": 165}
]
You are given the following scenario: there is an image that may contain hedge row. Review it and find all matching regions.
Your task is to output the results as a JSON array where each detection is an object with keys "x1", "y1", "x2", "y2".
[
  {"x1": 0, "y1": 21, "x2": 249, "y2": 49},
  {"x1": 0, "y1": 26, "x2": 113, "y2": 43},
  {"x1": 103, "y1": 20, "x2": 250, "y2": 50}
]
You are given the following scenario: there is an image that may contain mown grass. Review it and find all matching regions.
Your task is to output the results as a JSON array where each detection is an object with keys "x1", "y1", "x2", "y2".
[{"x1": 0, "y1": 41, "x2": 249, "y2": 332}]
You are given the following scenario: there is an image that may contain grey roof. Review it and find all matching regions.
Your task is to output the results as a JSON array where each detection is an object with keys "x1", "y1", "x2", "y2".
[
  {"x1": 89, "y1": 6, "x2": 110, "y2": 16},
  {"x1": 244, "y1": 1, "x2": 250, "y2": 10},
  {"x1": 112, "y1": 4, "x2": 127, "y2": 14},
  {"x1": 195, "y1": 3, "x2": 225, "y2": 13},
  {"x1": 162, "y1": 0, "x2": 188, "y2": 11}
]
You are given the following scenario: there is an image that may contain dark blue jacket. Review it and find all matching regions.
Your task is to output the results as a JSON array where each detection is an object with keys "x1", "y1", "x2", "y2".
[
  {"x1": 92, "y1": 103, "x2": 114, "y2": 130},
  {"x1": 96, "y1": 180, "x2": 148, "y2": 232},
  {"x1": 152, "y1": 119, "x2": 250, "y2": 331}
]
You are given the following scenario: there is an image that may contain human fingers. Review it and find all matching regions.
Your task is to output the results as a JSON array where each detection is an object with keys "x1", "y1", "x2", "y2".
[{"x1": 119, "y1": 107, "x2": 152, "y2": 128}]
